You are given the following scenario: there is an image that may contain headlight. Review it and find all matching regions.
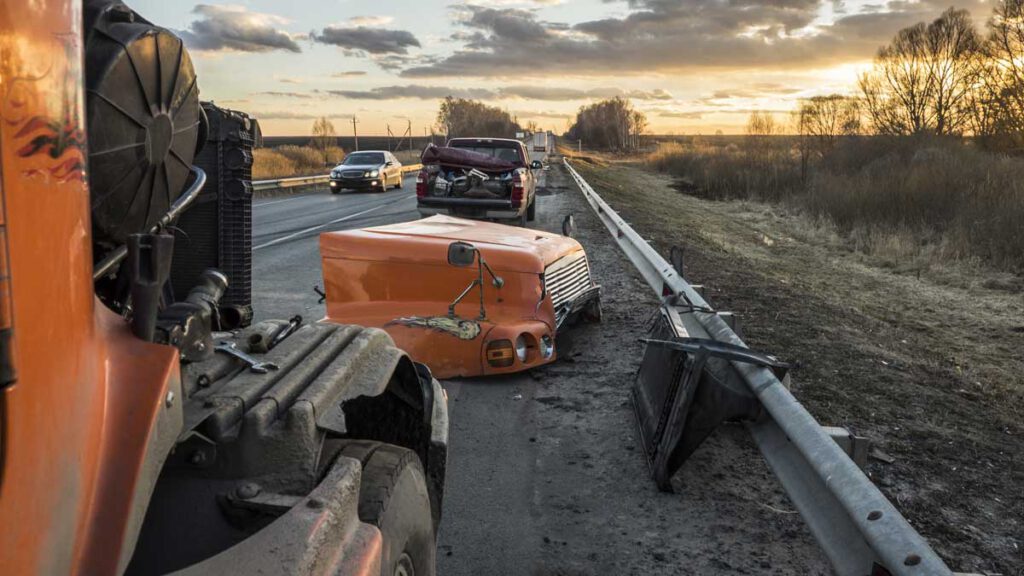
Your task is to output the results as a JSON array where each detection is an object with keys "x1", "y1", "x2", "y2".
[
  {"x1": 368, "y1": 169, "x2": 379, "y2": 177},
  {"x1": 540, "y1": 335, "x2": 554, "y2": 358},
  {"x1": 515, "y1": 335, "x2": 528, "y2": 362}
]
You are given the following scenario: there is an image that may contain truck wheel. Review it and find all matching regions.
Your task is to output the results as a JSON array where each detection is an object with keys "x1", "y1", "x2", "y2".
[
  {"x1": 339, "y1": 442, "x2": 436, "y2": 576},
  {"x1": 527, "y1": 199, "x2": 536, "y2": 222}
]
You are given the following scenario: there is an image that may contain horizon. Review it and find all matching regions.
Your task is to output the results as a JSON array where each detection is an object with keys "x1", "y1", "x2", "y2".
[{"x1": 134, "y1": 0, "x2": 998, "y2": 136}]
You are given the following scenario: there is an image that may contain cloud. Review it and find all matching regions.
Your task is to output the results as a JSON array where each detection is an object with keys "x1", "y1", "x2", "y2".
[
  {"x1": 325, "y1": 86, "x2": 498, "y2": 100},
  {"x1": 177, "y1": 5, "x2": 301, "y2": 53},
  {"x1": 321, "y1": 84, "x2": 673, "y2": 101},
  {"x1": 312, "y1": 24, "x2": 421, "y2": 54},
  {"x1": 332, "y1": 71, "x2": 369, "y2": 77},
  {"x1": 401, "y1": 0, "x2": 983, "y2": 77},
  {"x1": 347, "y1": 16, "x2": 395, "y2": 27},
  {"x1": 278, "y1": 77, "x2": 303, "y2": 84},
  {"x1": 254, "y1": 91, "x2": 317, "y2": 99},
  {"x1": 250, "y1": 110, "x2": 353, "y2": 120},
  {"x1": 512, "y1": 109, "x2": 573, "y2": 119}
]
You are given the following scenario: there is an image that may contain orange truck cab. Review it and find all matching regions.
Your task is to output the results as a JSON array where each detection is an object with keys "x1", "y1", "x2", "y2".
[{"x1": 321, "y1": 215, "x2": 601, "y2": 379}]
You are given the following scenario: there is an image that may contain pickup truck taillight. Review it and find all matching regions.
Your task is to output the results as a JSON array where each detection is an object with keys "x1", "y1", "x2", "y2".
[
  {"x1": 511, "y1": 173, "x2": 524, "y2": 208},
  {"x1": 416, "y1": 169, "x2": 429, "y2": 198}
]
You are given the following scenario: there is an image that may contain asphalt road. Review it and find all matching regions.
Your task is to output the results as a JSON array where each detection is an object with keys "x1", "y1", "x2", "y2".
[
  {"x1": 250, "y1": 173, "x2": 419, "y2": 321},
  {"x1": 250, "y1": 162, "x2": 826, "y2": 575}
]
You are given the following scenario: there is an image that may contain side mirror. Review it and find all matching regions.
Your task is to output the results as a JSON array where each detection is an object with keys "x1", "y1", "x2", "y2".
[
  {"x1": 530, "y1": 160, "x2": 543, "y2": 170},
  {"x1": 386, "y1": 161, "x2": 394, "y2": 167},
  {"x1": 447, "y1": 241, "x2": 476, "y2": 267}
]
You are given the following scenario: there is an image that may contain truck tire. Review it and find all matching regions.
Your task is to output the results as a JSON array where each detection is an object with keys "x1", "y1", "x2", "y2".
[
  {"x1": 527, "y1": 199, "x2": 536, "y2": 222},
  {"x1": 339, "y1": 442, "x2": 436, "y2": 576}
]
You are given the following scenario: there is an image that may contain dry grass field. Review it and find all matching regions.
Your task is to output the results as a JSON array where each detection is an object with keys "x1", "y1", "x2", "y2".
[{"x1": 567, "y1": 155, "x2": 1023, "y2": 573}]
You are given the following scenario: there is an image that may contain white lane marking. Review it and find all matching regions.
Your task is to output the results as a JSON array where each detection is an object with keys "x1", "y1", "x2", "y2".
[{"x1": 253, "y1": 205, "x2": 383, "y2": 251}]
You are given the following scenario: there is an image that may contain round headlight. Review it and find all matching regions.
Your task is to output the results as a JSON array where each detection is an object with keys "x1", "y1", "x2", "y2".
[
  {"x1": 368, "y1": 169, "x2": 379, "y2": 177},
  {"x1": 540, "y1": 335, "x2": 554, "y2": 358},
  {"x1": 515, "y1": 335, "x2": 528, "y2": 362}
]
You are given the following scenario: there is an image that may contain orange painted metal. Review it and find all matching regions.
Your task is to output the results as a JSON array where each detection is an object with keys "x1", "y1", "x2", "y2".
[
  {"x1": 0, "y1": 2, "x2": 181, "y2": 574},
  {"x1": 321, "y1": 215, "x2": 585, "y2": 378}
]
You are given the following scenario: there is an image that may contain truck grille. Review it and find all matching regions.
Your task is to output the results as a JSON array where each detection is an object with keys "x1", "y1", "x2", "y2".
[{"x1": 545, "y1": 252, "x2": 592, "y2": 309}]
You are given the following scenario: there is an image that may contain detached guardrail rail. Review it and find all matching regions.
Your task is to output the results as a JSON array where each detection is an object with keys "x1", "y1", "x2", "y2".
[
  {"x1": 253, "y1": 164, "x2": 423, "y2": 193},
  {"x1": 563, "y1": 158, "x2": 955, "y2": 576}
]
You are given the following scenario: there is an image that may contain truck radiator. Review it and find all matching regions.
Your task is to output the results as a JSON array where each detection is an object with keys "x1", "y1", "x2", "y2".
[
  {"x1": 544, "y1": 252, "x2": 593, "y2": 309},
  {"x1": 170, "y1": 102, "x2": 259, "y2": 328}
]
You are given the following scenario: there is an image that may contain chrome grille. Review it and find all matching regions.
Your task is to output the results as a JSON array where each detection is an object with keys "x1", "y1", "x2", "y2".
[
  {"x1": 545, "y1": 252, "x2": 592, "y2": 309},
  {"x1": 341, "y1": 170, "x2": 365, "y2": 178}
]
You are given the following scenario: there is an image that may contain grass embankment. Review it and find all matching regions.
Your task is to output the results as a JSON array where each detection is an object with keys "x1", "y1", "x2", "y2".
[
  {"x1": 646, "y1": 137, "x2": 1024, "y2": 273},
  {"x1": 253, "y1": 145, "x2": 422, "y2": 180}
]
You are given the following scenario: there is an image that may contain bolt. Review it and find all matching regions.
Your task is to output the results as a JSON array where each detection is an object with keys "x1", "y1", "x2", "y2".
[
  {"x1": 195, "y1": 341, "x2": 206, "y2": 352},
  {"x1": 165, "y1": 390, "x2": 175, "y2": 408},
  {"x1": 198, "y1": 375, "x2": 211, "y2": 388},
  {"x1": 236, "y1": 483, "x2": 261, "y2": 499},
  {"x1": 189, "y1": 451, "x2": 206, "y2": 466}
]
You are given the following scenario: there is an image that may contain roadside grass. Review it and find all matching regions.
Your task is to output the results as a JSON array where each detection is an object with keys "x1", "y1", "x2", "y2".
[
  {"x1": 253, "y1": 144, "x2": 424, "y2": 180},
  {"x1": 567, "y1": 158, "x2": 1023, "y2": 572},
  {"x1": 644, "y1": 136, "x2": 1024, "y2": 273}
]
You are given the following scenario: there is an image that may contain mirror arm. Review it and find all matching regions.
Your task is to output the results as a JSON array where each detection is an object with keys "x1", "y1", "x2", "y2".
[
  {"x1": 449, "y1": 279, "x2": 481, "y2": 318},
  {"x1": 480, "y1": 259, "x2": 504, "y2": 288}
]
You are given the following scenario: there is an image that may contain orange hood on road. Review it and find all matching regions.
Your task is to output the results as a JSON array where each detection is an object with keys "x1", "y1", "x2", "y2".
[{"x1": 320, "y1": 216, "x2": 591, "y2": 378}]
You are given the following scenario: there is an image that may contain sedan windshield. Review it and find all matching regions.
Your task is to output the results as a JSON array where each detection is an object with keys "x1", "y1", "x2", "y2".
[{"x1": 343, "y1": 152, "x2": 385, "y2": 165}]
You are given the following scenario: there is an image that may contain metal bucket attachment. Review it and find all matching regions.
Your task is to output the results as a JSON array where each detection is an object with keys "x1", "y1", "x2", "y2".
[{"x1": 632, "y1": 309, "x2": 788, "y2": 492}]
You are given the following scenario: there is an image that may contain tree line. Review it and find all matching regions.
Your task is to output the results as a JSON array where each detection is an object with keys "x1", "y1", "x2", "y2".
[
  {"x1": 565, "y1": 97, "x2": 648, "y2": 151},
  {"x1": 795, "y1": 0, "x2": 1024, "y2": 156}
]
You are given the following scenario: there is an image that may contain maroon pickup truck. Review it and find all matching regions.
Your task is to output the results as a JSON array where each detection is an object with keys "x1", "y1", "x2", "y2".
[{"x1": 416, "y1": 137, "x2": 542, "y2": 226}]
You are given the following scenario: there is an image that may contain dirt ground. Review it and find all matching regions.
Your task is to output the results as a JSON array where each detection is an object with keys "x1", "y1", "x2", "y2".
[
  {"x1": 439, "y1": 161, "x2": 837, "y2": 575},
  {"x1": 568, "y1": 158, "x2": 1023, "y2": 574}
]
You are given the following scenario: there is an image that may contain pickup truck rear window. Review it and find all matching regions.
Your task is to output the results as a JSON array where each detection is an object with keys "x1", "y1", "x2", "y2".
[{"x1": 448, "y1": 141, "x2": 523, "y2": 165}]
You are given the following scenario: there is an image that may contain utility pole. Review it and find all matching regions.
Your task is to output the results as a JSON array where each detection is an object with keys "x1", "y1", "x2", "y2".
[
  {"x1": 578, "y1": 139, "x2": 582, "y2": 153},
  {"x1": 408, "y1": 119, "x2": 413, "y2": 155},
  {"x1": 351, "y1": 116, "x2": 360, "y2": 151},
  {"x1": 386, "y1": 123, "x2": 392, "y2": 152}
]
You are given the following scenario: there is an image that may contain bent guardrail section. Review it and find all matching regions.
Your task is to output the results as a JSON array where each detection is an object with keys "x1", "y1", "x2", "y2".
[{"x1": 563, "y1": 157, "x2": 953, "y2": 576}]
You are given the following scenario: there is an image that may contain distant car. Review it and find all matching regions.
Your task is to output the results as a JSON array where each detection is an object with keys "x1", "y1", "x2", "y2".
[
  {"x1": 416, "y1": 138, "x2": 540, "y2": 226},
  {"x1": 329, "y1": 150, "x2": 403, "y2": 193}
]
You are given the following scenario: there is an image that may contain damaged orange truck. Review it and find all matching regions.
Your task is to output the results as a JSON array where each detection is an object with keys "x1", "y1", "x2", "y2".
[
  {"x1": 321, "y1": 215, "x2": 601, "y2": 379},
  {"x1": 0, "y1": 1, "x2": 446, "y2": 575}
]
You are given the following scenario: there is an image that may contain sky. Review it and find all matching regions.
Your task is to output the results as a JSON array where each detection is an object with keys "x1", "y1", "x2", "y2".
[{"x1": 134, "y1": 0, "x2": 996, "y2": 135}]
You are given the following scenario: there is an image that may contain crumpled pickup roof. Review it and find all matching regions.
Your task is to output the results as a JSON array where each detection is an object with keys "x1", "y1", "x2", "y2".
[
  {"x1": 320, "y1": 215, "x2": 584, "y2": 274},
  {"x1": 420, "y1": 144, "x2": 519, "y2": 171}
]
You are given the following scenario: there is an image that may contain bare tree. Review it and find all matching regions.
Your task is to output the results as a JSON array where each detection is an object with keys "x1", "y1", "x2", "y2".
[
  {"x1": 436, "y1": 97, "x2": 520, "y2": 139},
  {"x1": 566, "y1": 97, "x2": 647, "y2": 151},
  {"x1": 795, "y1": 95, "x2": 861, "y2": 177},
  {"x1": 746, "y1": 111, "x2": 778, "y2": 136},
  {"x1": 311, "y1": 117, "x2": 336, "y2": 165},
  {"x1": 859, "y1": 8, "x2": 981, "y2": 135},
  {"x1": 977, "y1": 0, "x2": 1024, "y2": 150}
]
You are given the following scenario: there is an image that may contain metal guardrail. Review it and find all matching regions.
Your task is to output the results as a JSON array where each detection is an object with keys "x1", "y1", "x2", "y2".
[
  {"x1": 252, "y1": 164, "x2": 423, "y2": 193},
  {"x1": 563, "y1": 158, "x2": 954, "y2": 576}
]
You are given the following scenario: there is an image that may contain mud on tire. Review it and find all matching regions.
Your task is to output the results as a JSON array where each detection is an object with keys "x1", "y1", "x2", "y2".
[{"x1": 337, "y1": 441, "x2": 436, "y2": 576}]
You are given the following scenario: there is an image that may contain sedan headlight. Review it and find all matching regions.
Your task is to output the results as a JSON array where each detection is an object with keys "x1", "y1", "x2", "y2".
[
  {"x1": 515, "y1": 335, "x2": 528, "y2": 362},
  {"x1": 367, "y1": 169, "x2": 379, "y2": 177}
]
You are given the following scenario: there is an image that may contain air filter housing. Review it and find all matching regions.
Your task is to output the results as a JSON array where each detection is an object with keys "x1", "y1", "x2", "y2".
[{"x1": 84, "y1": 0, "x2": 201, "y2": 249}]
